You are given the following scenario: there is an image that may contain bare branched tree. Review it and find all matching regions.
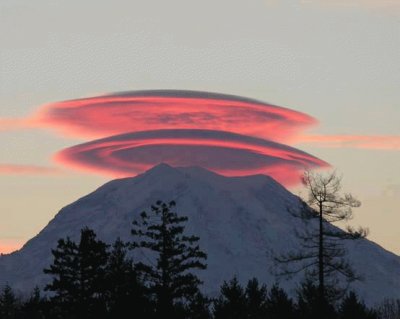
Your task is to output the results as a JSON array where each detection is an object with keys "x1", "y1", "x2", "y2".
[{"x1": 275, "y1": 170, "x2": 368, "y2": 303}]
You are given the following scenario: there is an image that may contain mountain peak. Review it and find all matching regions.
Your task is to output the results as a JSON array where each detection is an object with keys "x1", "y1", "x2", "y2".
[
  {"x1": 1, "y1": 165, "x2": 399, "y2": 305},
  {"x1": 143, "y1": 162, "x2": 176, "y2": 175},
  {"x1": 143, "y1": 163, "x2": 222, "y2": 177},
  {"x1": 142, "y1": 163, "x2": 280, "y2": 185},
  {"x1": 139, "y1": 163, "x2": 244, "y2": 185}
]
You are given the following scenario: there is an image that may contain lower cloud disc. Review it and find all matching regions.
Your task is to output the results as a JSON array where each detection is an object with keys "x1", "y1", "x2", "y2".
[{"x1": 55, "y1": 129, "x2": 329, "y2": 186}]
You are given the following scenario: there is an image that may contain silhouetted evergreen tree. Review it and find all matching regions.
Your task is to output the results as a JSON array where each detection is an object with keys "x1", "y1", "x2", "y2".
[
  {"x1": 131, "y1": 200, "x2": 207, "y2": 318},
  {"x1": 296, "y1": 280, "x2": 336, "y2": 319},
  {"x1": 105, "y1": 238, "x2": 153, "y2": 318},
  {"x1": 339, "y1": 291, "x2": 378, "y2": 319},
  {"x1": 44, "y1": 227, "x2": 109, "y2": 318},
  {"x1": 245, "y1": 278, "x2": 268, "y2": 319},
  {"x1": 21, "y1": 286, "x2": 46, "y2": 319},
  {"x1": 266, "y1": 284, "x2": 296, "y2": 319},
  {"x1": 213, "y1": 277, "x2": 247, "y2": 319},
  {"x1": 184, "y1": 292, "x2": 212, "y2": 319},
  {"x1": 215, "y1": 278, "x2": 288, "y2": 319},
  {"x1": 44, "y1": 235, "x2": 79, "y2": 319},
  {"x1": 0, "y1": 285, "x2": 20, "y2": 319}
]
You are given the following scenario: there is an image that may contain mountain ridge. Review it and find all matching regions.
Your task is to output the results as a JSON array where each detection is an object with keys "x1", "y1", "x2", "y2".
[{"x1": 0, "y1": 164, "x2": 399, "y2": 305}]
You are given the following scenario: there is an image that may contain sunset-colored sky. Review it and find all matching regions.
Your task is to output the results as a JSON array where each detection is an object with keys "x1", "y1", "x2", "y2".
[{"x1": 1, "y1": 0, "x2": 399, "y2": 255}]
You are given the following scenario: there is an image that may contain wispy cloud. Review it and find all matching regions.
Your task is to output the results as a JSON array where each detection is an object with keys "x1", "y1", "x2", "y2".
[
  {"x1": 0, "y1": 164, "x2": 61, "y2": 175},
  {"x1": 298, "y1": 135, "x2": 400, "y2": 150},
  {"x1": 0, "y1": 118, "x2": 30, "y2": 131}
]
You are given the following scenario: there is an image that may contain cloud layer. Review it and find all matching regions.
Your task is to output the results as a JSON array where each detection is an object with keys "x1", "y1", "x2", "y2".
[
  {"x1": 55, "y1": 129, "x2": 328, "y2": 186},
  {"x1": 299, "y1": 135, "x2": 400, "y2": 150},
  {"x1": 0, "y1": 118, "x2": 28, "y2": 131},
  {"x1": 2, "y1": 90, "x2": 334, "y2": 184},
  {"x1": 31, "y1": 90, "x2": 316, "y2": 141},
  {"x1": 0, "y1": 164, "x2": 60, "y2": 175}
]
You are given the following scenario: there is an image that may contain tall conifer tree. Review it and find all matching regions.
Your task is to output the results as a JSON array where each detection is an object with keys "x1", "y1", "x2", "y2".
[
  {"x1": 44, "y1": 227, "x2": 108, "y2": 318},
  {"x1": 0, "y1": 285, "x2": 19, "y2": 319},
  {"x1": 131, "y1": 200, "x2": 207, "y2": 317},
  {"x1": 105, "y1": 238, "x2": 152, "y2": 317}
]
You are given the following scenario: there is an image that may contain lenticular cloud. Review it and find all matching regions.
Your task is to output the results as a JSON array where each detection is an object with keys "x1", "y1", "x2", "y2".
[
  {"x1": 33, "y1": 90, "x2": 316, "y2": 141},
  {"x1": 41, "y1": 90, "x2": 327, "y2": 185},
  {"x1": 55, "y1": 129, "x2": 328, "y2": 185}
]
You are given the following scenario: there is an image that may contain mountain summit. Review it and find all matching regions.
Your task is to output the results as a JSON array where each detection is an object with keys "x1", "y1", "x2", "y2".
[{"x1": 0, "y1": 164, "x2": 399, "y2": 304}]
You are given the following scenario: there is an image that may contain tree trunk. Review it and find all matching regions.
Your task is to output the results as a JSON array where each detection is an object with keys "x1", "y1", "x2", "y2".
[{"x1": 318, "y1": 202, "x2": 324, "y2": 300}]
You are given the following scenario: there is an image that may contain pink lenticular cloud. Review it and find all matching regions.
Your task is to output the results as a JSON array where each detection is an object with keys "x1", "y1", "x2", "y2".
[
  {"x1": 0, "y1": 164, "x2": 60, "y2": 175},
  {"x1": 2, "y1": 90, "x2": 330, "y2": 182},
  {"x1": 0, "y1": 118, "x2": 30, "y2": 131},
  {"x1": 31, "y1": 90, "x2": 316, "y2": 141},
  {"x1": 55, "y1": 129, "x2": 329, "y2": 186},
  {"x1": 298, "y1": 135, "x2": 400, "y2": 150}
]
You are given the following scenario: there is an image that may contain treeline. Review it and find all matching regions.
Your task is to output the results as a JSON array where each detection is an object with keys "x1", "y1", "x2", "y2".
[
  {"x1": 0, "y1": 200, "x2": 398, "y2": 319},
  {"x1": 2, "y1": 276, "x2": 395, "y2": 319}
]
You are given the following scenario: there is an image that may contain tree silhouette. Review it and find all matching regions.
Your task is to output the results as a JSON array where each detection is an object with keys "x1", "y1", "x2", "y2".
[
  {"x1": 296, "y1": 280, "x2": 336, "y2": 319},
  {"x1": 213, "y1": 277, "x2": 281, "y2": 319},
  {"x1": 245, "y1": 278, "x2": 268, "y2": 319},
  {"x1": 131, "y1": 200, "x2": 207, "y2": 317},
  {"x1": 44, "y1": 227, "x2": 108, "y2": 318},
  {"x1": 339, "y1": 291, "x2": 378, "y2": 319},
  {"x1": 183, "y1": 291, "x2": 212, "y2": 319},
  {"x1": 22, "y1": 286, "x2": 46, "y2": 319},
  {"x1": 266, "y1": 284, "x2": 295, "y2": 319},
  {"x1": 44, "y1": 235, "x2": 78, "y2": 307},
  {"x1": 213, "y1": 277, "x2": 247, "y2": 319},
  {"x1": 104, "y1": 238, "x2": 152, "y2": 318},
  {"x1": 275, "y1": 170, "x2": 368, "y2": 305},
  {"x1": 0, "y1": 285, "x2": 19, "y2": 319}
]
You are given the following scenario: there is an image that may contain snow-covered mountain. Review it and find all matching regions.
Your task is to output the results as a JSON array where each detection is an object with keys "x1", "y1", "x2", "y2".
[{"x1": 0, "y1": 164, "x2": 399, "y2": 305}]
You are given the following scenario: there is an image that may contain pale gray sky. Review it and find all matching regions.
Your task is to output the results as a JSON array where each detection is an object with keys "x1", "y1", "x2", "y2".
[{"x1": 0, "y1": 0, "x2": 399, "y2": 254}]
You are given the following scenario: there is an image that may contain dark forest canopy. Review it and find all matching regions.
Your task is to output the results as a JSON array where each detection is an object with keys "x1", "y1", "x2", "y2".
[{"x1": 0, "y1": 200, "x2": 397, "y2": 319}]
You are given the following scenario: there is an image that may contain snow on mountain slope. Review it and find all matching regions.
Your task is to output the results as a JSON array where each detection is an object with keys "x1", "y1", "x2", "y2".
[{"x1": 0, "y1": 164, "x2": 399, "y2": 305}]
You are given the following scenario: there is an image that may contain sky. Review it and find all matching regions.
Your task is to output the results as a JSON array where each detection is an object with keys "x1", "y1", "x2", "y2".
[{"x1": 0, "y1": 0, "x2": 399, "y2": 255}]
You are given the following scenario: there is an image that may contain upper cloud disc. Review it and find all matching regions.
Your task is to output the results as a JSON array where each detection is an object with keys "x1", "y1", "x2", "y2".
[{"x1": 33, "y1": 90, "x2": 316, "y2": 141}]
